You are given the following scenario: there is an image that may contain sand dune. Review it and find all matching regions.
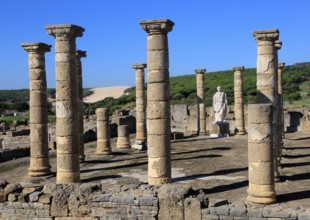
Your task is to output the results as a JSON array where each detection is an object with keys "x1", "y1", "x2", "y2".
[{"x1": 83, "y1": 86, "x2": 130, "y2": 103}]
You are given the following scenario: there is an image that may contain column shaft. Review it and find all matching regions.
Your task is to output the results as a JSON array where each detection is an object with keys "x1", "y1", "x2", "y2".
[
  {"x1": 195, "y1": 69, "x2": 206, "y2": 136},
  {"x1": 247, "y1": 104, "x2": 276, "y2": 204},
  {"x1": 233, "y1": 66, "x2": 246, "y2": 135},
  {"x1": 96, "y1": 108, "x2": 112, "y2": 154},
  {"x1": 21, "y1": 42, "x2": 52, "y2": 177},
  {"x1": 132, "y1": 64, "x2": 147, "y2": 150},
  {"x1": 140, "y1": 19, "x2": 174, "y2": 185},
  {"x1": 45, "y1": 24, "x2": 85, "y2": 184},
  {"x1": 76, "y1": 50, "x2": 87, "y2": 162},
  {"x1": 116, "y1": 125, "x2": 131, "y2": 148},
  {"x1": 277, "y1": 63, "x2": 285, "y2": 166}
]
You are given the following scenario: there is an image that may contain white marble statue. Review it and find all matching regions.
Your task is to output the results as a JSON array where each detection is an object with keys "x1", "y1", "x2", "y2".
[{"x1": 213, "y1": 86, "x2": 227, "y2": 122}]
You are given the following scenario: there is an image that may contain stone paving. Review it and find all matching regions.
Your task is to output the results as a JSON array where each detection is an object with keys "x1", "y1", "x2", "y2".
[{"x1": 0, "y1": 132, "x2": 309, "y2": 209}]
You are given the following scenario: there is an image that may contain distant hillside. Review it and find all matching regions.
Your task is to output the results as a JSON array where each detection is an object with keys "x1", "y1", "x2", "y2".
[{"x1": 1, "y1": 62, "x2": 310, "y2": 115}]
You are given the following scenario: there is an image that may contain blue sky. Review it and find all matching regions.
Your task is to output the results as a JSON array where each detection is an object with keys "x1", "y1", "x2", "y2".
[{"x1": 0, "y1": 0, "x2": 309, "y2": 89}]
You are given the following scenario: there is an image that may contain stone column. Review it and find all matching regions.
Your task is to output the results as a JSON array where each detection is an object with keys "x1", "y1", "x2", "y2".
[
  {"x1": 21, "y1": 42, "x2": 52, "y2": 177},
  {"x1": 195, "y1": 69, "x2": 207, "y2": 136},
  {"x1": 278, "y1": 62, "x2": 285, "y2": 162},
  {"x1": 45, "y1": 24, "x2": 85, "y2": 184},
  {"x1": 132, "y1": 64, "x2": 147, "y2": 150},
  {"x1": 233, "y1": 66, "x2": 246, "y2": 135},
  {"x1": 96, "y1": 108, "x2": 112, "y2": 155},
  {"x1": 253, "y1": 29, "x2": 279, "y2": 183},
  {"x1": 140, "y1": 19, "x2": 174, "y2": 185},
  {"x1": 76, "y1": 50, "x2": 87, "y2": 162},
  {"x1": 116, "y1": 125, "x2": 131, "y2": 148},
  {"x1": 247, "y1": 104, "x2": 276, "y2": 204}
]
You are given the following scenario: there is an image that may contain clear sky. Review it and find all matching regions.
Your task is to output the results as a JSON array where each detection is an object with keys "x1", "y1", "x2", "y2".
[{"x1": 0, "y1": 0, "x2": 309, "y2": 89}]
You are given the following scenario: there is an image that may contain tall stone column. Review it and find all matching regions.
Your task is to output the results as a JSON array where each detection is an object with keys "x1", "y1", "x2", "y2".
[
  {"x1": 21, "y1": 42, "x2": 52, "y2": 177},
  {"x1": 195, "y1": 69, "x2": 207, "y2": 136},
  {"x1": 253, "y1": 29, "x2": 279, "y2": 184},
  {"x1": 96, "y1": 108, "x2": 111, "y2": 155},
  {"x1": 45, "y1": 24, "x2": 85, "y2": 184},
  {"x1": 233, "y1": 66, "x2": 246, "y2": 135},
  {"x1": 140, "y1": 19, "x2": 174, "y2": 185},
  {"x1": 76, "y1": 50, "x2": 87, "y2": 162},
  {"x1": 247, "y1": 104, "x2": 276, "y2": 204},
  {"x1": 278, "y1": 62, "x2": 285, "y2": 162},
  {"x1": 273, "y1": 40, "x2": 282, "y2": 182},
  {"x1": 132, "y1": 64, "x2": 147, "y2": 150}
]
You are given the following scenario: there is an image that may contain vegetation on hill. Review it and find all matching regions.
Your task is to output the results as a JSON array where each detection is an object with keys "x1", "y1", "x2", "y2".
[
  {"x1": 84, "y1": 62, "x2": 310, "y2": 114},
  {"x1": 1, "y1": 62, "x2": 309, "y2": 115}
]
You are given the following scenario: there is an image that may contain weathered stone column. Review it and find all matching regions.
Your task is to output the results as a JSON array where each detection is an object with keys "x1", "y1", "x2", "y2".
[
  {"x1": 195, "y1": 69, "x2": 207, "y2": 136},
  {"x1": 132, "y1": 64, "x2": 147, "y2": 150},
  {"x1": 247, "y1": 104, "x2": 276, "y2": 204},
  {"x1": 116, "y1": 125, "x2": 131, "y2": 148},
  {"x1": 273, "y1": 40, "x2": 282, "y2": 182},
  {"x1": 21, "y1": 42, "x2": 52, "y2": 177},
  {"x1": 253, "y1": 29, "x2": 279, "y2": 184},
  {"x1": 76, "y1": 50, "x2": 87, "y2": 162},
  {"x1": 233, "y1": 66, "x2": 246, "y2": 135},
  {"x1": 140, "y1": 19, "x2": 174, "y2": 185},
  {"x1": 278, "y1": 62, "x2": 285, "y2": 162},
  {"x1": 45, "y1": 24, "x2": 85, "y2": 184},
  {"x1": 96, "y1": 108, "x2": 112, "y2": 155}
]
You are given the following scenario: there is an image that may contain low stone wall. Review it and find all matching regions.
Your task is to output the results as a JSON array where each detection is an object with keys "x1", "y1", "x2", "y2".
[
  {"x1": 0, "y1": 147, "x2": 30, "y2": 162},
  {"x1": 0, "y1": 182, "x2": 309, "y2": 220},
  {"x1": 6, "y1": 129, "x2": 30, "y2": 137}
]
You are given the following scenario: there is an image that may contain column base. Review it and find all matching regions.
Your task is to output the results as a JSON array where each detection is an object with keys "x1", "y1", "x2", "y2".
[
  {"x1": 198, "y1": 131, "x2": 207, "y2": 136},
  {"x1": 235, "y1": 129, "x2": 246, "y2": 135},
  {"x1": 247, "y1": 195, "x2": 276, "y2": 204},
  {"x1": 247, "y1": 187, "x2": 276, "y2": 204},
  {"x1": 131, "y1": 140, "x2": 147, "y2": 151},
  {"x1": 96, "y1": 149, "x2": 112, "y2": 155},
  {"x1": 116, "y1": 138, "x2": 131, "y2": 148},
  {"x1": 56, "y1": 171, "x2": 80, "y2": 184},
  {"x1": 148, "y1": 176, "x2": 171, "y2": 185},
  {"x1": 28, "y1": 158, "x2": 51, "y2": 177}
]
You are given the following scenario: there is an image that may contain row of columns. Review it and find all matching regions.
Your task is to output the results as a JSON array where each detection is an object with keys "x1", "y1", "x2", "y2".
[{"x1": 21, "y1": 21, "x2": 287, "y2": 207}]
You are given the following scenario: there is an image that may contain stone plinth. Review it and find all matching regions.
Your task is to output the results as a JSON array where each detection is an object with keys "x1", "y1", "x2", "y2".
[
  {"x1": 116, "y1": 125, "x2": 131, "y2": 148},
  {"x1": 45, "y1": 24, "x2": 85, "y2": 184},
  {"x1": 140, "y1": 18, "x2": 174, "y2": 185},
  {"x1": 233, "y1": 66, "x2": 246, "y2": 135},
  {"x1": 210, "y1": 122, "x2": 230, "y2": 138},
  {"x1": 132, "y1": 64, "x2": 147, "y2": 151},
  {"x1": 76, "y1": 50, "x2": 87, "y2": 162},
  {"x1": 21, "y1": 42, "x2": 52, "y2": 177},
  {"x1": 96, "y1": 108, "x2": 112, "y2": 155},
  {"x1": 247, "y1": 104, "x2": 276, "y2": 204},
  {"x1": 195, "y1": 69, "x2": 207, "y2": 136}
]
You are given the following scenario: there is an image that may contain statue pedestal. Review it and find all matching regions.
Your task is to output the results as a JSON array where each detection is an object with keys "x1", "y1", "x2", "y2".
[{"x1": 210, "y1": 122, "x2": 230, "y2": 138}]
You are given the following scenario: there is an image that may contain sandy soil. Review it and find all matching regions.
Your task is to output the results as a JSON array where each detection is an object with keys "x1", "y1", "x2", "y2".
[{"x1": 83, "y1": 86, "x2": 130, "y2": 103}]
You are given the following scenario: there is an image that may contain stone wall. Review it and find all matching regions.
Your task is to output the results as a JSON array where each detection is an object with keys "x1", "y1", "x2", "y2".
[
  {"x1": 0, "y1": 147, "x2": 30, "y2": 162},
  {"x1": 0, "y1": 182, "x2": 309, "y2": 220}
]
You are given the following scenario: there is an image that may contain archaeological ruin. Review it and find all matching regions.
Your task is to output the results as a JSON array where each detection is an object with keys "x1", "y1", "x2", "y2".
[{"x1": 0, "y1": 20, "x2": 309, "y2": 220}]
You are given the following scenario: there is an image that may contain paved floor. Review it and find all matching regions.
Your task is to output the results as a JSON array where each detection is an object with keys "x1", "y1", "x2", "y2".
[{"x1": 0, "y1": 132, "x2": 309, "y2": 209}]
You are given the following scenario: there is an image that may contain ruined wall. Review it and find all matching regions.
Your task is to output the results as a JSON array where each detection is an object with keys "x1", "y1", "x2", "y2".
[{"x1": 0, "y1": 182, "x2": 309, "y2": 220}]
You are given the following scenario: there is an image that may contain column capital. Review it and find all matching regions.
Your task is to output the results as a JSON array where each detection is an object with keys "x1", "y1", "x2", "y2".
[
  {"x1": 253, "y1": 29, "x2": 279, "y2": 42},
  {"x1": 139, "y1": 19, "x2": 174, "y2": 35},
  {"x1": 20, "y1": 42, "x2": 51, "y2": 53},
  {"x1": 45, "y1": 24, "x2": 85, "y2": 39},
  {"x1": 76, "y1": 50, "x2": 87, "y2": 59},
  {"x1": 132, "y1": 64, "x2": 147, "y2": 70},
  {"x1": 195, "y1": 69, "x2": 206, "y2": 74},
  {"x1": 278, "y1": 62, "x2": 285, "y2": 69},
  {"x1": 275, "y1": 40, "x2": 282, "y2": 50},
  {"x1": 233, "y1": 66, "x2": 244, "y2": 71}
]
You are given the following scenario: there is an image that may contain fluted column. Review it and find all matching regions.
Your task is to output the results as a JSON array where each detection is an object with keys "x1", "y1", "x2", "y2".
[
  {"x1": 96, "y1": 108, "x2": 112, "y2": 155},
  {"x1": 195, "y1": 69, "x2": 207, "y2": 136},
  {"x1": 21, "y1": 42, "x2": 52, "y2": 177},
  {"x1": 132, "y1": 64, "x2": 147, "y2": 150},
  {"x1": 247, "y1": 104, "x2": 276, "y2": 204},
  {"x1": 233, "y1": 66, "x2": 246, "y2": 135},
  {"x1": 140, "y1": 19, "x2": 174, "y2": 185},
  {"x1": 45, "y1": 24, "x2": 85, "y2": 184},
  {"x1": 76, "y1": 50, "x2": 87, "y2": 162}
]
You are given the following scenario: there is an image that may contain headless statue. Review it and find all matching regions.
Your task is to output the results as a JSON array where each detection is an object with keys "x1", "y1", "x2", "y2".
[{"x1": 213, "y1": 86, "x2": 227, "y2": 122}]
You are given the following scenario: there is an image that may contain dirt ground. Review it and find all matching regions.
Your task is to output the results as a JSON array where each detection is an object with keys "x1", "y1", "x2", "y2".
[{"x1": 0, "y1": 132, "x2": 309, "y2": 209}]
